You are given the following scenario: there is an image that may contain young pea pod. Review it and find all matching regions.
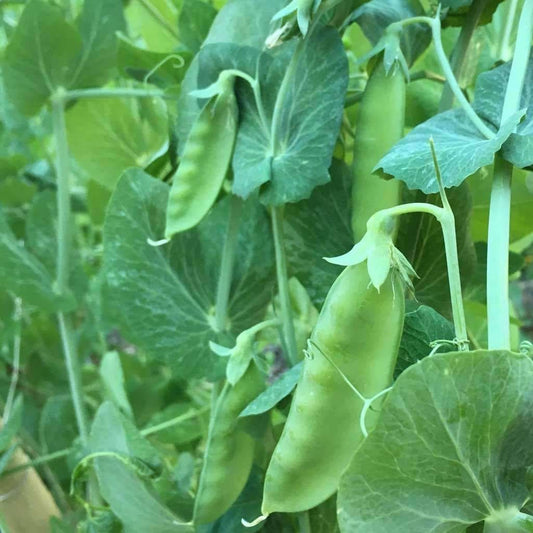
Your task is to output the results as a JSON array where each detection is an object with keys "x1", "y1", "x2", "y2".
[
  {"x1": 351, "y1": 58, "x2": 405, "y2": 241},
  {"x1": 165, "y1": 76, "x2": 238, "y2": 240},
  {"x1": 193, "y1": 363, "x2": 265, "y2": 525},
  {"x1": 261, "y1": 261, "x2": 405, "y2": 514}
]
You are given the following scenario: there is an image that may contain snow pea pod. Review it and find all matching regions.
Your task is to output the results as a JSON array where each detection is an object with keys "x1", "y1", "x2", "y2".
[
  {"x1": 351, "y1": 58, "x2": 405, "y2": 241},
  {"x1": 261, "y1": 261, "x2": 405, "y2": 514},
  {"x1": 194, "y1": 364, "x2": 265, "y2": 525},
  {"x1": 165, "y1": 76, "x2": 238, "y2": 240}
]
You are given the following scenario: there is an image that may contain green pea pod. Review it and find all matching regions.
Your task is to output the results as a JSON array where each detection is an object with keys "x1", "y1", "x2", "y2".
[
  {"x1": 193, "y1": 364, "x2": 265, "y2": 525},
  {"x1": 261, "y1": 261, "x2": 405, "y2": 514},
  {"x1": 165, "y1": 78, "x2": 238, "y2": 240},
  {"x1": 351, "y1": 58, "x2": 405, "y2": 241}
]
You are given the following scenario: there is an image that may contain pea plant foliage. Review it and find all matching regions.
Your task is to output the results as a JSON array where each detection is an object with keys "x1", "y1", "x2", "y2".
[{"x1": 0, "y1": 0, "x2": 532, "y2": 532}]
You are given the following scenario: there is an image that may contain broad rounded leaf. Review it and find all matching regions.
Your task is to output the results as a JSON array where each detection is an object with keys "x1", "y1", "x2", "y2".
[{"x1": 338, "y1": 350, "x2": 533, "y2": 533}]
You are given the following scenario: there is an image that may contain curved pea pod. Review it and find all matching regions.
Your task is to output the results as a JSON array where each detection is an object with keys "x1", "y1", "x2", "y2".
[
  {"x1": 351, "y1": 58, "x2": 405, "y2": 241},
  {"x1": 261, "y1": 261, "x2": 405, "y2": 514},
  {"x1": 165, "y1": 78, "x2": 238, "y2": 240},
  {"x1": 193, "y1": 364, "x2": 265, "y2": 525}
]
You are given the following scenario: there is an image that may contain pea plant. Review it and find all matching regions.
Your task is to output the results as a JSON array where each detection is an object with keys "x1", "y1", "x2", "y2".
[{"x1": 0, "y1": 0, "x2": 532, "y2": 531}]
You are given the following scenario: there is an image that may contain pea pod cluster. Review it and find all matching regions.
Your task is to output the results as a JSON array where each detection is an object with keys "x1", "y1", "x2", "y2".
[{"x1": 261, "y1": 261, "x2": 405, "y2": 515}]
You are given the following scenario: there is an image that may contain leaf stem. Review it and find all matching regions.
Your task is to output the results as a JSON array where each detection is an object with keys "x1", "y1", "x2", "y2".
[
  {"x1": 51, "y1": 91, "x2": 89, "y2": 446},
  {"x1": 2, "y1": 448, "x2": 72, "y2": 477},
  {"x1": 439, "y1": 0, "x2": 489, "y2": 111},
  {"x1": 486, "y1": 0, "x2": 533, "y2": 350},
  {"x1": 271, "y1": 207, "x2": 298, "y2": 365},
  {"x1": 393, "y1": 15, "x2": 494, "y2": 138},
  {"x1": 297, "y1": 511, "x2": 311, "y2": 533},
  {"x1": 64, "y1": 88, "x2": 169, "y2": 101},
  {"x1": 140, "y1": 406, "x2": 210, "y2": 437},
  {"x1": 215, "y1": 195, "x2": 243, "y2": 332}
]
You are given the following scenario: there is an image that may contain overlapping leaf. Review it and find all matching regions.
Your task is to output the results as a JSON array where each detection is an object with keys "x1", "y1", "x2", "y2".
[
  {"x1": 102, "y1": 170, "x2": 275, "y2": 380},
  {"x1": 338, "y1": 350, "x2": 533, "y2": 532}
]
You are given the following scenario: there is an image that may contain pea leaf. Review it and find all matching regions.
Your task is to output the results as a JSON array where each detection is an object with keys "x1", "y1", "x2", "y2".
[
  {"x1": 66, "y1": 97, "x2": 167, "y2": 189},
  {"x1": 90, "y1": 402, "x2": 192, "y2": 533},
  {"x1": 474, "y1": 50, "x2": 533, "y2": 169},
  {"x1": 178, "y1": 0, "x2": 217, "y2": 53},
  {"x1": 239, "y1": 362, "x2": 303, "y2": 417},
  {"x1": 351, "y1": 0, "x2": 431, "y2": 67},
  {"x1": 377, "y1": 108, "x2": 523, "y2": 193},
  {"x1": 0, "y1": 208, "x2": 74, "y2": 312},
  {"x1": 100, "y1": 352, "x2": 134, "y2": 419},
  {"x1": 338, "y1": 350, "x2": 533, "y2": 533},
  {"x1": 69, "y1": 0, "x2": 125, "y2": 89},
  {"x1": 3, "y1": 0, "x2": 124, "y2": 116},
  {"x1": 102, "y1": 169, "x2": 275, "y2": 380},
  {"x1": 233, "y1": 26, "x2": 348, "y2": 205},
  {"x1": 395, "y1": 303, "x2": 455, "y2": 378},
  {"x1": 3, "y1": 0, "x2": 81, "y2": 116},
  {"x1": 285, "y1": 159, "x2": 354, "y2": 307}
]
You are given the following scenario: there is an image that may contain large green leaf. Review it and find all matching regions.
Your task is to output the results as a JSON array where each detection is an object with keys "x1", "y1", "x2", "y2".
[
  {"x1": 396, "y1": 183, "x2": 477, "y2": 317},
  {"x1": 0, "y1": 207, "x2": 74, "y2": 312},
  {"x1": 284, "y1": 159, "x2": 354, "y2": 307},
  {"x1": 338, "y1": 350, "x2": 533, "y2": 533},
  {"x1": 102, "y1": 170, "x2": 275, "y2": 380},
  {"x1": 66, "y1": 97, "x2": 167, "y2": 189},
  {"x1": 70, "y1": 0, "x2": 125, "y2": 89},
  {"x1": 233, "y1": 26, "x2": 348, "y2": 205},
  {"x1": 90, "y1": 402, "x2": 192, "y2": 533},
  {"x1": 3, "y1": 1, "x2": 81, "y2": 116},
  {"x1": 474, "y1": 51, "x2": 533, "y2": 169},
  {"x1": 442, "y1": 0, "x2": 506, "y2": 27},
  {"x1": 3, "y1": 0, "x2": 124, "y2": 116},
  {"x1": 377, "y1": 108, "x2": 522, "y2": 193},
  {"x1": 178, "y1": 0, "x2": 217, "y2": 53}
]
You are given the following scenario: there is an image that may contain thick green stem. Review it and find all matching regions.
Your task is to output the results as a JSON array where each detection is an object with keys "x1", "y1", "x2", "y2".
[
  {"x1": 215, "y1": 195, "x2": 243, "y2": 332},
  {"x1": 297, "y1": 511, "x2": 311, "y2": 533},
  {"x1": 499, "y1": 0, "x2": 519, "y2": 61},
  {"x1": 486, "y1": 0, "x2": 533, "y2": 350},
  {"x1": 65, "y1": 88, "x2": 168, "y2": 101},
  {"x1": 271, "y1": 207, "x2": 298, "y2": 365},
  {"x1": 52, "y1": 92, "x2": 89, "y2": 446},
  {"x1": 439, "y1": 0, "x2": 489, "y2": 111}
]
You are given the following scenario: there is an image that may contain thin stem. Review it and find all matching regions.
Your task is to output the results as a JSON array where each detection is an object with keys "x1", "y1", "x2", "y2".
[
  {"x1": 439, "y1": 0, "x2": 489, "y2": 111},
  {"x1": 58, "y1": 313, "x2": 88, "y2": 445},
  {"x1": 2, "y1": 448, "x2": 72, "y2": 476},
  {"x1": 394, "y1": 15, "x2": 494, "y2": 138},
  {"x1": 215, "y1": 195, "x2": 243, "y2": 332},
  {"x1": 371, "y1": 202, "x2": 468, "y2": 346},
  {"x1": 52, "y1": 91, "x2": 89, "y2": 446},
  {"x1": 486, "y1": 0, "x2": 533, "y2": 350},
  {"x1": 136, "y1": 0, "x2": 179, "y2": 40},
  {"x1": 429, "y1": 19, "x2": 494, "y2": 138},
  {"x1": 3, "y1": 298, "x2": 22, "y2": 423},
  {"x1": 65, "y1": 88, "x2": 168, "y2": 101},
  {"x1": 140, "y1": 406, "x2": 210, "y2": 437},
  {"x1": 271, "y1": 207, "x2": 298, "y2": 365}
]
